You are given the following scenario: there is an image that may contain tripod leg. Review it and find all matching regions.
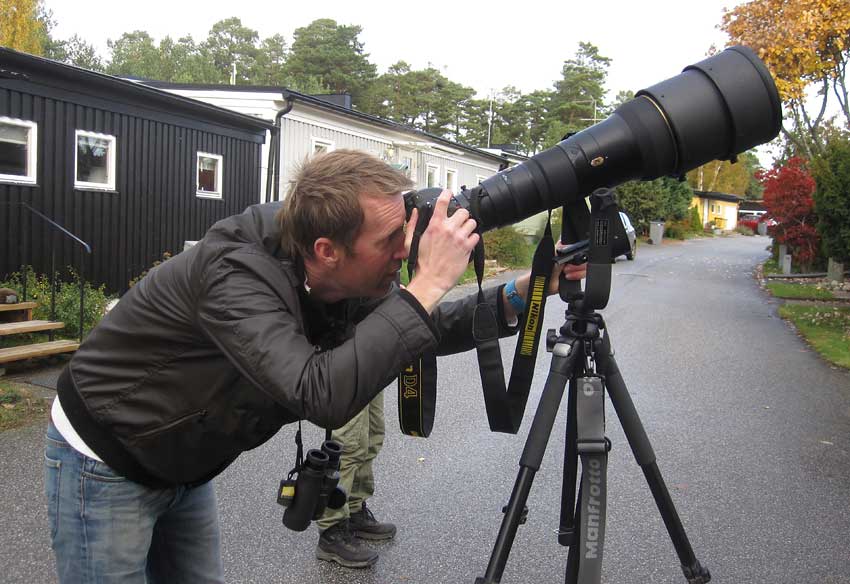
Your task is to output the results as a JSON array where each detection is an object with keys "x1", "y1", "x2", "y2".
[
  {"x1": 594, "y1": 332, "x2": 711, "y2": 584},
  {"x1": 475, "y1": 341, "x2": 581, "y2": 584}
]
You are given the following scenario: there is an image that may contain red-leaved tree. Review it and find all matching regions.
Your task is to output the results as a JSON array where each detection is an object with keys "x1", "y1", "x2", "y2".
[{"x1": 757, "y1": 157, "x2": 820, "y2": 268}]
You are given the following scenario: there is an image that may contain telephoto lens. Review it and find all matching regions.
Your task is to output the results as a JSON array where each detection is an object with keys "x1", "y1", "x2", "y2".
[
  {"x1": 403, "y1": 46, "x2": 781, "y2": 234},
  {"x1": 282, "y1": 449, "x2": 329, "y2": 532}
]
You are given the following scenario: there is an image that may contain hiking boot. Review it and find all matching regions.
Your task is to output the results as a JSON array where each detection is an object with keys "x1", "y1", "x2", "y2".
[
  {"x1": 349, "y1": 502, "x2": 397, "y2": 541},
  {"x1": 316, "y1": 520, "x2": 379, "y2": 568}
]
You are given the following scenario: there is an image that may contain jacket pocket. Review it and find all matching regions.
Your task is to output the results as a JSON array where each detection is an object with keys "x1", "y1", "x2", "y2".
[{"x1": 127, "y1": 409, "x2": 242, "y2": 485}]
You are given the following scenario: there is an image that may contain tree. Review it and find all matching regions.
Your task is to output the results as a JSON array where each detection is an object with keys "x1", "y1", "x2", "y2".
[
  {"x1": 365, "y1": 62, "x2": 473, "y2": 138},
  {"x1": 250, "y1": 34, "x2": 288, "y2": 85},
  {"x1": 284, "y1": 19, "x2": 377, "y2": 106},
  {"x1": 615, "y1": 177, "x2": 692, "y2": 235},
  {"x1": 107, "y1": 31, "x2": 163, "y2": 79},
  {"x1": 204, "y1": 17, "x2": 259, "y2": 83},
  {"x1": 811, "y1": 132, "x2": 850, "y2": 264},
  {"x1": 549, "y1": 42, "x2": 610, "y2": 139},
  {"x1": 60, "y1": 35, "x2": 105, "y2": 71},
  {"x1": 0, "y1": 0, "x2": 44, "y2": 55},
  {"x1": 758, "y1": 157, "x2": 821, "y2": 268},
  {"x1": 721, "y1": 0, "x2": 850, "y2": 158},
  {"x1": 159, "y1": 36, "x2": 220, "y2": 83},
  {"x1": 686, "y1": 151, "x2": 764, "y2": 198}
]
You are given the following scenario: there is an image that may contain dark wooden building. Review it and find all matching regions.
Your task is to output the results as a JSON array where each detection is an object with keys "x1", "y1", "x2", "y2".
[{"x1": 0, "y1": 48, "x2": 272, "y2": 293}]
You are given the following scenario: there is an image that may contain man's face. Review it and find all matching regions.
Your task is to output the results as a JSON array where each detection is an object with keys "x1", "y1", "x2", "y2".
[{"x1": 334, "y1": 192, "x2": 408, "y2": 298}]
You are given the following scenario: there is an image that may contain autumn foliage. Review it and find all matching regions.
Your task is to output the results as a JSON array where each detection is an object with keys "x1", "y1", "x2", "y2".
[
  {"x1": 758, "y1": 157, "x2": 820, "y2": 267},
  {"x1": 721, "y1": 0, "x2": 850, "y2": 103}
]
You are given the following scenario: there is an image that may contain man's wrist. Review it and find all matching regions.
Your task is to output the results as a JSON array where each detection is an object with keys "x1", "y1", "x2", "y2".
[
  {"x1": 405, "y1": 277, "x2": 447, "y2": 313},
  {"x1": 504, "y1": 279, "x2": 526, "y2": 314}
]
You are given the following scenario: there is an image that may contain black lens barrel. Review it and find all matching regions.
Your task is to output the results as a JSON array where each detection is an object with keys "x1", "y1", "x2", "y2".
[{"x1": 464, "y1": 45, "x2": 781, "y2": 232}]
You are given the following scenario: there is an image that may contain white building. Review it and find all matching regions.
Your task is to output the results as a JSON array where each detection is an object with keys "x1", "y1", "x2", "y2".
[{"x1": 141, "y1": 83, "x2": 510, "y2": 203}]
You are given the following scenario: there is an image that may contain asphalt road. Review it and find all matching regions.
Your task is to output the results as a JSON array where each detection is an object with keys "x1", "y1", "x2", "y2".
[{"x1": 2, "y1": 234, "x2": 849, "y2": 584}]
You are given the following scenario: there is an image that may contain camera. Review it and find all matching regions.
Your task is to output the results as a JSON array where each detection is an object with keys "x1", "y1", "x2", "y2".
[
  {"x1": 404, "y1": 45, "x2": 781, "y2": 240},
  {"x1": 277, "y1": 439, "x2": 347, "y2": 532}
]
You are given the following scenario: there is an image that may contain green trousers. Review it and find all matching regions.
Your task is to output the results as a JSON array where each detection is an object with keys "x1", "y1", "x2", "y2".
[{"x1": 316, "y1": 392, "x2": 385, "y2": 531}]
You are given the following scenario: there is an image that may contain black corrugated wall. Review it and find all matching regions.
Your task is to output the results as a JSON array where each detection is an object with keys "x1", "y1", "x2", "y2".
[{"x1": 0, "y1": 87, "x2": 262, "y2": 293}]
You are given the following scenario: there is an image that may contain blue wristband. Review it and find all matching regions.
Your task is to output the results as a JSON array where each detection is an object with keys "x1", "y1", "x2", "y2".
[{"x1": 504, "y1": 279, "x2": 526, "y2": 314}]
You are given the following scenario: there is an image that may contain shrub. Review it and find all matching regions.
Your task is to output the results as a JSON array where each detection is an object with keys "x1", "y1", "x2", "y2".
[
  {"x1": 0, "y1": 267, "x2": 113, "y2": 338},
  {"x1": 664, "y1": 221, "x2": 688, "y2": 240},
  {"x1": 689, "y1": 205, "x2": 703, "y2": 232},
  {"x1": 735, "y1": 225, "x2": 755, "y2": 236},
  {"x1": 483, "y1": 227, "x2": 533, "y2": 267}
]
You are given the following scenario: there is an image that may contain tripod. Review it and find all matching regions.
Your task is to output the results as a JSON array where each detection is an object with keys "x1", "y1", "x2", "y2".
[{"x1": 474, "y1": 266, "x2": 712, "y2": 583}]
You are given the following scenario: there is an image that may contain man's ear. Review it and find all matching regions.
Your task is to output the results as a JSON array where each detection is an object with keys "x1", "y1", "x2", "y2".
[{"x1": 313, "y1": 237, "x2": 341, "y2": 267}]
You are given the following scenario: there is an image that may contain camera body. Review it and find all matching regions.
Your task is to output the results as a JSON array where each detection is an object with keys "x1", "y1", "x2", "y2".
[{"x1": 278, "y1": 440, "x2": 348, "y2": 532}]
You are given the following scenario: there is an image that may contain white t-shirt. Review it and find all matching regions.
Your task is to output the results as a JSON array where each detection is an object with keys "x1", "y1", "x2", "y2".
[{"x1": 51, "y1": 397, "x2": 102, "y2": 462}]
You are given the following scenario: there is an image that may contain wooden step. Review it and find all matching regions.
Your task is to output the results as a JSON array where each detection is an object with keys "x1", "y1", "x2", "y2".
[
  {"x1": 0, "y1": 340, "x2": 79, "y2": 364},
  {"x1": 0, "y1": 302, "x2": 37, "y2": 312},
  {"x1": 0, "y1": 320, "x2": 66, "y2": 336}
]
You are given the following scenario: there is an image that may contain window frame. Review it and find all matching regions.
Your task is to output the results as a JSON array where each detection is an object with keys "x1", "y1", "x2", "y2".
[
  {"x1": 0, "y1": 116, "x2": 38, "y2": 185},
  {"x1": 426, "y1": 164, "x2": 440, "y2": 189},
  {"x1": 445, "y1": 167, "x2": 458, "y2": 193},
  {"x1": 74, "y1": 129, "x2": 117, "y2": 192},
  {"x1": 311, "y1": 137, "x2": 335, "y2": 155},
  {"x1": 196, "y1": 151, "x2": 224, "y2": 200}
]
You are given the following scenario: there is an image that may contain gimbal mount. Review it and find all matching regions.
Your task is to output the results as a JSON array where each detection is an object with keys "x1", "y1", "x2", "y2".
[{"x1": 474, "y1": 189, "x2": 711, "y2": 584}]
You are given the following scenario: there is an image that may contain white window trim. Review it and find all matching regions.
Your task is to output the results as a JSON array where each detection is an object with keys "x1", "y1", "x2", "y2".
[
  {"x1": 196, "y1": 152, "x2": 224, "y2": 199},
  {"x1": 74, "y1": 129, "x2": 116, "y2": 191},
  {"x1": 311, "y1": 137, "x2": 335, "y2": 155},
  {"x1": 445, "y1": 167, "x2": 458, "y2": 193},
  {"x1": 426, "y1": 163, "x2": 440, "y2": 188},
  {"x1": 0, "y1": 116, "x2": 38, "y2": 185}
]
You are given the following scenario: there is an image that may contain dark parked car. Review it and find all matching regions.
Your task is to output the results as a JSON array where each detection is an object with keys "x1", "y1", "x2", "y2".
[{"x1": 619, "y1": 212, "x2": 636, "y2": 260}]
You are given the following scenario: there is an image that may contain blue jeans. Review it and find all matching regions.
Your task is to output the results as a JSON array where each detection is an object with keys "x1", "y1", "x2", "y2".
[{"x1": 44, "y1": 420, "x2": 225, "y2": 584}]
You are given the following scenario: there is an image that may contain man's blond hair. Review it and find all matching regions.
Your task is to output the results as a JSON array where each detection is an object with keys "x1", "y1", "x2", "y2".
[{"x1": 277, "y1": 149, "x2": 414, "y2": 259}]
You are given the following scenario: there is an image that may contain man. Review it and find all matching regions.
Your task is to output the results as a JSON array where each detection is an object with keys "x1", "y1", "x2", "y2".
[{"x1": 45, "y1": 149, "x2": 585, "y2": 582}]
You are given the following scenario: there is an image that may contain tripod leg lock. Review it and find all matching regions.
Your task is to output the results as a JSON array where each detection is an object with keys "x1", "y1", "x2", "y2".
[{"x1": 682, "y1": 560, "x2": 711, "y2": 583}]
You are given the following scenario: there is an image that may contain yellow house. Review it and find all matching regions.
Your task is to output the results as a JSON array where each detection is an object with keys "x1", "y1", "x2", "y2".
[{"x1": 691, "y1": 191, "x2": 742, "y2": 230}]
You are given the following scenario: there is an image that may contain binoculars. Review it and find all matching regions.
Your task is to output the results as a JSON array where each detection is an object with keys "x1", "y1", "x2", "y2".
[{"x1": 277, "y1": 440, "x2": 348, "y2": 532}]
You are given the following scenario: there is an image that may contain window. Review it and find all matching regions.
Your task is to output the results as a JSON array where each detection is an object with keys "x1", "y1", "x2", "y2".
[
  {"x1": 196, "y1": 152, "x2": 223, "y2": 199},
  {"x1": 75, "y1": 130, "x2": 116, "y2": 190},
  {"x1": 402, "y1": 156, "x2": 413, "y2": 177},
  {"x1": 445, "y1": 168, "x2": 458, "y2": 193},
  {"x1": 426, "y1": 164, "x2": 440, "y2": 188},
  {"x1": 311, "y1": 138, "x2": 335, "y2": 155},
  {"x1": 0, "y1": 117, "x2": 37, "y2": 184}
]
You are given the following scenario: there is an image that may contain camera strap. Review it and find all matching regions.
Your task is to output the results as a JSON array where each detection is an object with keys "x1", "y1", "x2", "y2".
[
  {"x1": 396, "y1": 211, "x2": 438, "y2": 437},
  {"x1": 396, "y1": 207, "x2": 554, "y2": 436},
  {"x1": 475, "y1": 217, "x2": 555, "y2": 433}
]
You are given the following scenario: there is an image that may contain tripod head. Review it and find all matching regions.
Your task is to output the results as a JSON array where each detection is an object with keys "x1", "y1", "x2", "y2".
[{"x1": 555, "y1": 188, "x2": 627, "y2": 315}]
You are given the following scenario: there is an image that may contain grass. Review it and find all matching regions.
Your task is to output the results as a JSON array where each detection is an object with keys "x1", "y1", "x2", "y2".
[
  {"x1": 778, "y1": 305, "x2": 850, "y2": 369},
  {"x1": 763, "y1": 257, "x2": 780, "y2": 274},
  {"x1": 766, "y1": 282, "x2": 835, "y2": 300},
  {"x1": 0, "y1": 379, "x2": 50, "y2": 432}
]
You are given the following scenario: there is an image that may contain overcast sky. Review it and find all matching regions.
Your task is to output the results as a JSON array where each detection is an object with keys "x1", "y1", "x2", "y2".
[
  {"x1": 47, "y1": 0, "x2": 740, "y2": 99},
  {"x1": 47, "y1": 0, "x2": 788, "y2": 163}
]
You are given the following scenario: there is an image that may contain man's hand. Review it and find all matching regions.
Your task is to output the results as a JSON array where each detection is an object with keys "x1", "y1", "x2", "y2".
[{"x1": 405, "y1": 190, "x2": 479, "y2": 312}]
